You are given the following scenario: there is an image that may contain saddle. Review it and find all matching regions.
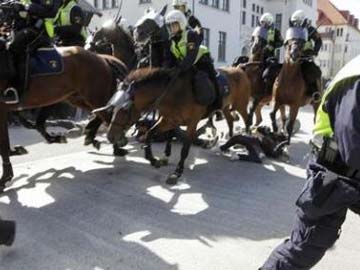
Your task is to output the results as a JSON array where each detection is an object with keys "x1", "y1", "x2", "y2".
[
  {"x1": 192, "y1": 70, "x2": 229, "y2": 107},
  {"x1": 29, "y1": 47, "x2": 64, "y2": 77}
]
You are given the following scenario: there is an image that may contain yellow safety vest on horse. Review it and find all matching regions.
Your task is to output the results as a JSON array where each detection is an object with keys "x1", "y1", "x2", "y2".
[
  {"x1": 54, "y1": 0, "x2": 88, "y2": 39},
  {"x1": 170, "y1": 30, "x2": 209, "y2": 64},
  {"x1": 21, "y1": 0, "x2": 55, "y2": 38}
]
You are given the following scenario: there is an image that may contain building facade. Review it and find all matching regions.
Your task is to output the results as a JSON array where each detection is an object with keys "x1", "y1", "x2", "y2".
[
  {"x1": 87, "y1": 0, "x2": 318, "y2": 67},
  {"x1": 317, "y1": 0, "x2": 360, "y2": 80}
]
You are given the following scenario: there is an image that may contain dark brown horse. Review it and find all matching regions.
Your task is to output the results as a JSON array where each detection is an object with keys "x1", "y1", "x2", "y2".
[
  {"x1": 0, "y1": 44, "x2": 127, "y2": 190},
  {"x1": 270, "y1": 32, "x2": 321, "y2": 144},
  {"x1": 96, "y1": 67, "x2": 250, "y2": 185}
]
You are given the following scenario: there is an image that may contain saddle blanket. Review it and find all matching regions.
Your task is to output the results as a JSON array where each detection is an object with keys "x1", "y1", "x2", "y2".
[
  {"x1": 216, "y1": 71, "x2": 230, "y2": 97},
  {"x1": 30, "y1": 47, "x2": 64, "y2": 77}
]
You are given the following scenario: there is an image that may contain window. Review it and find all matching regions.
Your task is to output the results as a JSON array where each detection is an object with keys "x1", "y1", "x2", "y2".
[
  {"x1": 222, "y1": 0, "x2": 229, "y2": 11},
  {"x1": 139, "y1": 0, "x2": 151, "y2": 3},
  {"x1": 211, "y1": 0, "x2": 219, "y2": 8},
  {"x1": 256, "y1": 5, "x2": 259, "y2": 13},
  {"x1": 94, "y1": 0, "x2": 98, "y2": 8},
  {"x1": 242, "y1": 11, "x2": 246, "y2": 25},
  {"x1": 303, "y1": 0, "x2": 313, "y2": 7},
  {"x1": 203, "y1": 28, "x2": 210, "y2": 47},
  {"x1": 252, "y1": 3, "x2": 255, "y2": 12},
  {"x1": 275, "y1": 13, "x2": 282, "y2": 31},
  {"x1": 340, "y1": 28, "x2": 343, "y2": 37},
  {"x1": 345, "y1": 45, "x2": 348, "y2": 53},
  {"x1": 199, "y1": 0, "x2": 208, "y2": 4},
  {"x1": 112, "y1": 0, "x2": 118, "y2": 8},
  {"x1": 218, "y1": 31, "x2": 226, "y2": 62},
  {"x1": 260, "y1": 7, "x2": 264, "y2": 14},
  {"x1": 103, "y1": 0, "x2": 110, "y2": 9},
  {"x1": 243, "y1": 0, "x2": 246, "y2": 8},
  {"x1": 251, "y1": 15, "x2": 255, "y2": 27}
]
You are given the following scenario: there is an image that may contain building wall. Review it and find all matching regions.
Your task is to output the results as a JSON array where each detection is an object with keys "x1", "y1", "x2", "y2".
[
  {"x1": 86, "y1": 0, "x2": 318, "y2": 67},
  {"x1": 317, "y1": 24, "x2": 360, "y2": 79}
]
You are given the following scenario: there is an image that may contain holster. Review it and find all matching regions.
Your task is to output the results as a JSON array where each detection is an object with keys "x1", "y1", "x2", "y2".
[{"x1": 314, "y1": 137, "x2": 360, "y2": 180}]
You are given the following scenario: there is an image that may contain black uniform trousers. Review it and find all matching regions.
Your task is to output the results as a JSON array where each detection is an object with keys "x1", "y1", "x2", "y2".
[{"x1": 260, "y1": 156, "x2": 360, "y2": 270}]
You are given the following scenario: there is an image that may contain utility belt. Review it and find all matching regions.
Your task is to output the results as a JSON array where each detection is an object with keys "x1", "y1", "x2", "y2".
[{"x1": 311, "y1": 136, "x2": 360, "y2": 180}]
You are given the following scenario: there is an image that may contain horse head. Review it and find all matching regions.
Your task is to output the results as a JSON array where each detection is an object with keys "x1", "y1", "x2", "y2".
[
  {"x1": 133, "y1": 5, "x2": 168, "y2": 44},
  {"x1": 250, "y1": 26, "x2": 268, "y2": 61},
  {"x1": 87, "y1": 19, "x2": 136, "y2": 69},
  {"x1": 284, "y1": 27, "x2": 308, "y2": 63}
]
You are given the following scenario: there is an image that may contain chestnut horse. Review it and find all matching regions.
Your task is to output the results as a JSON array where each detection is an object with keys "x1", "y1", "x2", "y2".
[
  {"x1": 97, "y1": 66, "x2": 250, "y2": 185},
  {"x1": 270, "y1": 30, "x2": 321, "y2": 144},
  {"x1": 0, "y1": 44, "x2": 127, "y2": 190}
]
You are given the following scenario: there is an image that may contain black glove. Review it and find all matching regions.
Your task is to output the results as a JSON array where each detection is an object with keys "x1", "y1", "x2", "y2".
[{"x1": 11, "y1": 2, "x2": 25, "y2": 12}]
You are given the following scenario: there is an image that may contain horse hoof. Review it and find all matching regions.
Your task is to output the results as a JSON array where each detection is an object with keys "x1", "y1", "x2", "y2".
[
  {"x1": 159, "y1": 158, "x2": 168, "y2": 166},
  {"x1": 12, "y1": 146, "x2": 28, "y2": 156},
  {"x1": 151, "y1": 159, "x2": 162, "y2": 168},
  {"x1": 166, "y1": 174, "x2": 179, "y2": 185},
  {"x1": 93, "y1": 140, "x2": 101, "y2": 150},
  {"x1": 84, "y1": 137, "x2": 93, "y2": 146},
  {"x1": 113, "y1": 147, "x2": 128, "y2": 157}
]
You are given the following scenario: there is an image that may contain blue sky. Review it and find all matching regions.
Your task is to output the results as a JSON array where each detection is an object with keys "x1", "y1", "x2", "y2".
[{"x1": 330, "y1": 0, "x2": 360, "y2": 22}]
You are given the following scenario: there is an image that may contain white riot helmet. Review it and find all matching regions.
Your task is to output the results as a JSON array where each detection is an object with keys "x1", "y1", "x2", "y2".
[
  {"x1": 259, "y1": 13, "x2": 274, "y2": 27},
  {"x1": 172, "y1": 0, "x2": 188, "y2": 7},
  {"x1": 165, "y1": 10, "x2": 188, "y2": 32},
  {"x1": 291, "y1": 10, "x2": 306, "y2": 27}
]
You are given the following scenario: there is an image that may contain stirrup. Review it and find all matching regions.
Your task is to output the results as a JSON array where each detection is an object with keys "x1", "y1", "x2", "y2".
[
  {"x1": 311, "y1": 91, "x2": 322, "y2": 103},
  {"x1": 3, "y1": 87, "x2": 19, "y2": 105}
]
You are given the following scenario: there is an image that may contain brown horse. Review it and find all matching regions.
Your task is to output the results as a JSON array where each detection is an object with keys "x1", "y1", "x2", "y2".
[
  {"x1": 240, "y1": 30, "x2": 282, "y2": 127},
  {"x1": 97, "y1": 66, "x2": 250, "y2": 185},
  {"x1": 0, "y1": 45, "x2": 127, "y2": 190},
  {"x1": 270, "y1": 36, "x2": 321, "y2": 144}
]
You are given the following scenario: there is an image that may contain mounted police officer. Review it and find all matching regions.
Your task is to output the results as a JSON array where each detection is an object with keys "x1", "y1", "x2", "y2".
[
  {"x1": 172, "y1": 0, "x2": 203, "y2": 42},
  {"x1": 2, "y1": 0, "x2": 61, "y2": 104},
  {"x1": 54, "y1": 0, "x2": 88, "y2": 47},
  {"x1": 258, "y1": 12, "x2": 283, "y2": 94},
  {"x1": 165, "y1": 10, "x2": 221, "y2": 109},
  {"x1": 260, "y1": 55, "x2": 360, "y2": 270},
  {"x1": 290, "y1": 10, "x2": 323, "y2": 99}
]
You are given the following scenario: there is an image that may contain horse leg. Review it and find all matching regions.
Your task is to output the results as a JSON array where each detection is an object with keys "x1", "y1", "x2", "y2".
[
  {"x1": 286, "y1": 105, "x2": 300, "y2": 145},
  {"x1": 270, "y1": 102, "x2": 280, "y2": 133},
  {"x1": 166, "y1": 121, "x2": 198, "y2": 185},
  {"x1": 280, "y1": 105, "x2": 287, "y2": 133},
  {"x1": 84, "y1": 116, "x2": 102, "y2": 150},
  {"x1": 144, "y1": 117, "x2": 169, "y2": 168},
  {"x1": 35, "y1": 106, "x2": 67, "y2": 144},
  {"x1": 223, "y1": 106, "x2": 234, "y2": 137},
  {"x1": 254, "y1": 103, "x2": 263, "y2": 126},
  {"x1": 0, "y1": 110, "x2": 13, "y2": 192},
  {"x1": 247, "y1": 98, "x2": 260, "y2": 129}
]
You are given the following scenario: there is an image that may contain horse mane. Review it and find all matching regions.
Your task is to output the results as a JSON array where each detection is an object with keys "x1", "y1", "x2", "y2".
[{"x1": 126, "y1": 67, "x2": 174, "y2": 87}]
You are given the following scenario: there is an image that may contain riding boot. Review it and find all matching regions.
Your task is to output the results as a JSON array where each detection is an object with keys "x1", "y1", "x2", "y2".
[{"x1": 0, "y1": 219, "x2": 16, "y2": 246}]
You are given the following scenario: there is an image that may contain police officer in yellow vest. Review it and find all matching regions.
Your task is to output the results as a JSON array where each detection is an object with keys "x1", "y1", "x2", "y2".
[
  {"x1": 260, "y1": 55, "x2": 360, "y2": 270},
  {"x1": 54, "y1": 0, "x2": 87, "y2": 47},
  {"x1": 257, "y1": 13, "x2": 283, "y2": 94},
  {"x1": 2, "y1": 0, "x2": 61, "y2": 104},
  {"x1": 165, "y1": 10, "x2": 222, "y2": 109},
  {"x1": 290, "y1": 10, "x2": 323, "y2": 98}
]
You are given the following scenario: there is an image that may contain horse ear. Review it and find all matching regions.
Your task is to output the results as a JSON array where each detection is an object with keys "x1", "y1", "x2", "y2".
[{"x1": 159, "y1": 4, "x2": 168, "y2": 16}]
